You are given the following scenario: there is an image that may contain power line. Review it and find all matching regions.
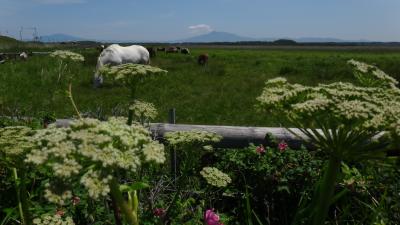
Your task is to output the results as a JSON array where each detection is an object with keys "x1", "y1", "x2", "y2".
[{"x1": 19, "y1": 26, "x2": 40, "y2": 41}]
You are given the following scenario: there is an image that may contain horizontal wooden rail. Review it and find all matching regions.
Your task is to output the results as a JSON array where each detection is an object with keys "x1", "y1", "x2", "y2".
[
  {"x1": 55, "y1": 119, "x2": 400, "y2": 156},
  {"x1": 56, "y1": 119, "x2": 318, "y2": 149},
  {"x1": 149, "y1": 123, "x2": 310, "y2": 149}
]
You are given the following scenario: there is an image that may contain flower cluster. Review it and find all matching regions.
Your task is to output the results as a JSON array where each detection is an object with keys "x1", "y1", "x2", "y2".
[
  {"x1": 129, "y1": 100, "x2": 158, "y2": 122},
  {"x1": 25, "y1": 117, "x2": 165, "y2": 201},
  {"x1": 164, "y1": 130, "x2": 222, "y2": 147},
  {"x1": 142, "y1": 142, "x2": 166, "y2": 164},
  {"x1": 258, "y1": 60, "x2": 400, "y2": 159},
  {"x1": 43, "y1": 186, "x2": 72, "y2": 205},
  {"x1": 0, "y1": 126, "x2": 34, "y2": 156},
  {"x1": 50, "y1": 50, "x2": 85, "y2": 62},
  {"x1": 80, "y1": 169, "x2": 112, "y2": 199},
  {"x1": 33, "y1": 214, "x2": 75, "y2": 225},
  {"x1": 99, "y1": 63, "x2": 167, "y2": 84},
  {"x1": 200, "y1": 167, "x2": 231, "y2": 188},
  {"x1": 257, "y1": 73, "x2": 400, "y2": 133},
  {"x1": 348, "y1": 59, "x2": 398, "y2": 88}
]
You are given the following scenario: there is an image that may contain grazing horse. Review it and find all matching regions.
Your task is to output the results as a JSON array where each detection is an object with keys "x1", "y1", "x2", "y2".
[
  {"x1": 157, "y1": 47, "x2": 166, "y2": 52},
  {"x1": 146, "y1": 47, "x2": 157, "y2": 58},
  {"x1": 93, "y1": 44, "x2": 150, "y2": 86},
  {"x1": 19, "y1": 52, "x2": 28, "y2": 60},
  {"x1": 181, "y1": 48, "x2": 190, "y2": 55},
  {"x1": 166, "y1": 47, "x2": 179, "y2": 53},
  {"x1": 198, "y1": 53, "x2": 209, "y2": 66}
]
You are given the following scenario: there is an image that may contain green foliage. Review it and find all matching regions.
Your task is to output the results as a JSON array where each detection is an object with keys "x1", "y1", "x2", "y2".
[
  {"x1": 214, "y1": 144, "x2": 323, "y2": 224},
  {"x1": 165, "y1": 130, "x2": 222, "y2": 181},
  {"x1": 329, "y1": 159, "x2": 400, "y2": 225}
]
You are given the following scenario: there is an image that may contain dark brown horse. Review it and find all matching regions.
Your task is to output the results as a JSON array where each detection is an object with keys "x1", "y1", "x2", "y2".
[{"x1": 198, "y1": 53, "x2": 209, "y2": 66}]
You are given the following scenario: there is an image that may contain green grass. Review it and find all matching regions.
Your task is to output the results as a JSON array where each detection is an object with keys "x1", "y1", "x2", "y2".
[{"x1": 1, "y1": 47, "x2": 400, "y2": 126}]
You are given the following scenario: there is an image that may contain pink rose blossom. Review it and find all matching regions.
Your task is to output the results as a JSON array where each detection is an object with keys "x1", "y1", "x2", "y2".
[
  {"x1": 153, "y1": 208, "x2": 166, "y2": 217},
  {"x1": 256, "y1": 145, "x2": 266, "y2": 155},
  {"x1": 204, "y1": 209, "x2": 224, "y2": 225},
  {"x1": 278, "y1": 141, "x2": 288, "y2": 152}
]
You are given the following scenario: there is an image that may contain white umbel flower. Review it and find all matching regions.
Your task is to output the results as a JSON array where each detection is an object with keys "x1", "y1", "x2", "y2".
[
  {"x1": 50, "y1": 50, "x2": 84, "y2": 62},
  {"x1": 200, "y1": 167, "x2": 231, "y2": 188}
]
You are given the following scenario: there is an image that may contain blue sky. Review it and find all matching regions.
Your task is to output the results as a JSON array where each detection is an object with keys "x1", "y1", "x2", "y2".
[{"x1": 0, "y1": 0, "x2": 399, "y2": 42}]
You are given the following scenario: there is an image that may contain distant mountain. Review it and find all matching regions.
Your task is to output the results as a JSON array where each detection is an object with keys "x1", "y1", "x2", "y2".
[
  {"x1": 175, "y1": 31, "x2": 374, "y2": 43},
  {"x1": 39, "y1": 33, "x2": 87, "y2": 43},
  {"x1": 177, "y1": 31, "x2": 255, "y2": 43},
  {"x1": 36, "y1": 32, "x2": 376, "y2": 44},
  {"x1": 294, "y1": 37, "x2": 366, "y2": 43}
]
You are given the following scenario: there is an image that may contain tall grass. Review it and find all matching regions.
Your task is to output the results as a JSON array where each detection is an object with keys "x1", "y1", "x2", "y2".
[{"x1": 1, "y1": 47, "x2": 400, "y2": 126}]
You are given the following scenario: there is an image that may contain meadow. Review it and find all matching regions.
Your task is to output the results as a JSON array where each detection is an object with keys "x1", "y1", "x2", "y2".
[
  {"x1": 1, "y1": 45, "x2": 400, "y2": 127},
  {"x1": 2, "y1": 43, "x2": 400, "y2": 225}
]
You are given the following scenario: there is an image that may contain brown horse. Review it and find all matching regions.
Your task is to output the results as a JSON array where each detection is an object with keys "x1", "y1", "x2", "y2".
[
  {"x1": 198, "y1": 53, "x2": 209, "y2": 66},
  {"x1": 166, "y1": 47, "x2": 179, "y2": 53}
]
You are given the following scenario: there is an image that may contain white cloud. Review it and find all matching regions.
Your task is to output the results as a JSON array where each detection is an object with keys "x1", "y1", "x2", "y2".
[
  {"x1": 32, "y1": 0, "x2": 85, "y2": 4},
  {"x1": 188, "y1": 24, "x2": 213, "y2": 34}
]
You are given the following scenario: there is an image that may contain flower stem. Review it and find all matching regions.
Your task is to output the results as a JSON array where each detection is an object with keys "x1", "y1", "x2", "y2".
[
  {"x1": 127, "y1": 109, "x2": 134, "y2": 126},
  {"x1": 109, "y1": 179, "x2": 139, "y2": 225},
  {"x1": 67, "y1": 83, "x2": 82, "y2": 119},
  {"x1": 110, "y1": 195, "x2": 123, "y2": 225},
  {"x1": 311, "y1": 156, "x2": 341, "y2": 225},
  {"x1": 12, "y1": 168, "x2": 31, "y2": 225}
]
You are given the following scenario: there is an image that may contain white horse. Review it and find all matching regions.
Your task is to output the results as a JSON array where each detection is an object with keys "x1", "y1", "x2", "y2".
[{"x1": 94, "y1": 44, "x2": 150, "y2": 86}]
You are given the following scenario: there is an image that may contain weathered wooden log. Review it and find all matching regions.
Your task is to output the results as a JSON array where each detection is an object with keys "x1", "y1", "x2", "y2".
[
  {"x1": 150, "y1": 123, "x2": 311, "y2": 149},
  {"x1": 31, "y1": 51, "x2": 52, "y2": 55},
  {"x1": 54, "y1": 119, "x2": 400, "y2": 156},
  {"x1": 55, "y1": 119, "x2": 311, "y2": 149}
]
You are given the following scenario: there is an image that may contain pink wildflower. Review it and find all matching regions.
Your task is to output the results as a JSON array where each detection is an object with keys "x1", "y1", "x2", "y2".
[
  {"x1": 72, "y1": 196, "x2": 80, "y2": 206},
  {"x1": 278, "y1": 141, "x2": 288, "y2": 152},
  {"x1": 256, "y1": 145, "x2": 266, "y2": 155},
  {"x1": 204, "y1": 209, "x2": 224, "y2": 225},
  {"x1": 153, "y1": 208, "x2": 166, "y2": 217},
  {"x1": 55, "y1": 209, "x2": 65, "y2": 216}
]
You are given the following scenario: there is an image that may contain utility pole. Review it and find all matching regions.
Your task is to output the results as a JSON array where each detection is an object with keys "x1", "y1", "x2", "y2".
[
  {"x1": 19, "y1": 26, "x2": 39, "y2": 41},
  {"x1": 19, "y1": 26, "x2": 23, "y2": 41}
]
